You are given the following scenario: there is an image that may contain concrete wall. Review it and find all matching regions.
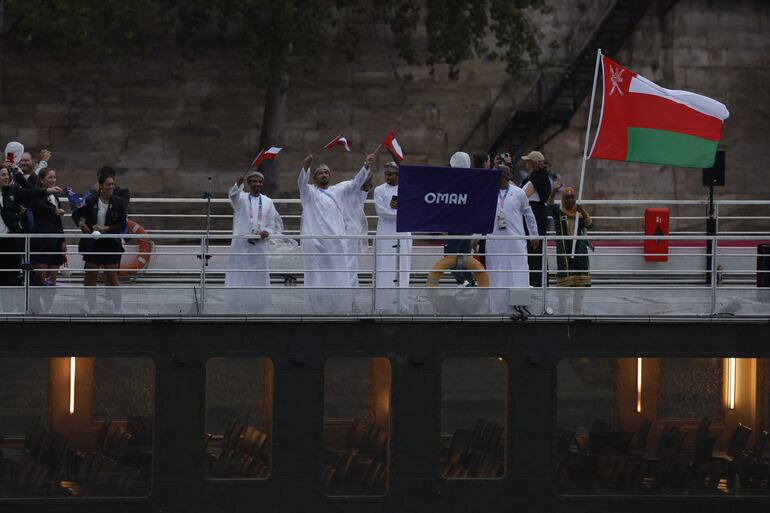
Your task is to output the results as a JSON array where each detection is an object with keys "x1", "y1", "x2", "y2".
[{"x1": 1, "y1": 0, "x2": 767, "y2": 215}]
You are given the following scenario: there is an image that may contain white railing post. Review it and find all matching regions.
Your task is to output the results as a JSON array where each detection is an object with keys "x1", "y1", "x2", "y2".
[
  {"x1": 541, "y1": 234, "x2": 548, "y2": 315},
  {"x1": 710, "y1": 235, "x2": 718, "y2": 315},
  {"x1": 24, "y1": 234, "x2": 30, "y2": 315},
  {"x1": 199, "y1": 235, "x2": 208, "y2": 314},
  {"x1": 371, "y1": 234, "x2": 378, "y2": 315}
]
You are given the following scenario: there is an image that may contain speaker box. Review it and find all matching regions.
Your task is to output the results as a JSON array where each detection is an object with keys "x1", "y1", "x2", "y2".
[{"x1": 702, "y1": 150, "x2": 725, "y2": 187}]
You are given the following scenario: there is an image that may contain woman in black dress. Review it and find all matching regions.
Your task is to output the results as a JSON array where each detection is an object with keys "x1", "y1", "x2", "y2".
[
  {"x1": 520, "y1": 151, "x2": 552, "y2": 288},
  {"x1": 28, "y1": 167, "x2": 67, "y2": 287},
  {"x1": 72, "y1": 173, "x2": 128, "y2": 311}
]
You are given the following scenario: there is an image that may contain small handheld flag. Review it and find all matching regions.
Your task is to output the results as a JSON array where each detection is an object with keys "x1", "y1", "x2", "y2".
[
  {"x1": 64, "y1": 187, "x2": 85, "y2": 211},
  {"x1": 381, "y1": 131, "x2": 404, "y2": 162},
  {"x1": 323, "y1": 134, "x2": 352, "y2": 152},
  {"x1": 251, "y1": 147, "x2": 283, "y2": 167}
]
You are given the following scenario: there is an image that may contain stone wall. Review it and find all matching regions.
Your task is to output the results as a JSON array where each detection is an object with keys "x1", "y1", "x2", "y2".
[
  {"x1": 1, "y1": 0, "x2": 767, "y2": 217},
  {"x1": 541, "y1": 0, "x2": 770, "y2": 227},
  {"x1": 0, "y1": 0, "x2": 610, "y2": 198}
]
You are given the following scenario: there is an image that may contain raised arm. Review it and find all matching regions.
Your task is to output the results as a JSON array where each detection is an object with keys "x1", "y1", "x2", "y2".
[
  {"x1": 229, "y1": 176, "x2": 244, "y2": 209},
  {"x1": 297, "y1": 154, "x2": 314, "y2": 198}
]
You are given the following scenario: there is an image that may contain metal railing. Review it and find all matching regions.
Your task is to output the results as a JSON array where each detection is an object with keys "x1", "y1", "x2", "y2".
[
  {"x1": 45, "y1": 197, "x2": 770, "y2": 238},
  {"x1": 1, "y1": 230, "x2": 769, "y2": 320}
]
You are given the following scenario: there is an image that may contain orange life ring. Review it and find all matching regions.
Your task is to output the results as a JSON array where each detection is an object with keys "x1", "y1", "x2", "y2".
[
  {"x1": 119, "y1": 219, "x2": 152, "y2": 278},
  {"x1": 426, "y1": 256, "x2": 489, "y2": 287}
]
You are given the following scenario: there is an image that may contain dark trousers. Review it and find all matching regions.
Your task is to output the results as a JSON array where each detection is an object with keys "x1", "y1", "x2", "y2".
[
  {"x1": 444, "y1": 238, "x2": 474, "y2": 284},
  {"x1": 525, "y1": 202, "x2": 549, "y2": 287}
]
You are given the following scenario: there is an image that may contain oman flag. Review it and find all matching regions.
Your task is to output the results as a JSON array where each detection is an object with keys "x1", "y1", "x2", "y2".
[
  {"x1": 251, "y1": 146, "x2": 282, "y2": 167},
  {"x1": 382, "y1": 131, "x2": 404, "y2": 161},
  {"x1": 590, "y1": 54, "x2": 729, "y2": 168},
  {"x1": 324, "y1": 134, "x2": 352, "y2": 152}
]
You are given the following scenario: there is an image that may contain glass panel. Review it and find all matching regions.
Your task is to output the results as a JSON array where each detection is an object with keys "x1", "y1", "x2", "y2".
[
  {"x1": 322, "y1": 357, "x2": 390, "y2": 496},
  {"x1": 0, "y1": 357, "x2": 154, "y2": 499},
  {"x1": 439, "y1": 357, "x2": 506, "y2": 479},
  {"x1": 555, "y1": 357, "x2": 769, "y2": 496},
  {"x1": 203, "y1": 357, "x2": 273, "y2": 480},
  {"x1": 557, "y1": 357, "x2": 615, "y2": 435},
  {"x1": 659, "y1": 358, "x2": 723, "y2": 420}
]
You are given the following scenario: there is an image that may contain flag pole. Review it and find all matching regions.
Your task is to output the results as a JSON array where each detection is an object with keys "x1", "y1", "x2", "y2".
[
  {"x1": 571, "y1": 48, "x2": 602, "y2": 258},
  {"x1": 373, "y1": 128, "x2": 394, "y2": 155}
]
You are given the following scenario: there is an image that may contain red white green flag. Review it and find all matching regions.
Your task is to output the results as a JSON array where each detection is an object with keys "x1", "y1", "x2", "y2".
[{"x1": 590, "y1": 54, "x2": 729, "y2": 168}]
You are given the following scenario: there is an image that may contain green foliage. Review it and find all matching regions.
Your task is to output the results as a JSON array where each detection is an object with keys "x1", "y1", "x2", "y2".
[
  {"x1": 157, "y1": 0, "x2": 332, "y2": 87},
  {"x1": 352, "y1": 0, "x2": 553, "y2": 78},
  {"x1": 3, "y1": 0, "x2": 159, "y2": 58},
  {"x1": 3, "y1": 0, "x2": 552, "y2": 81}
]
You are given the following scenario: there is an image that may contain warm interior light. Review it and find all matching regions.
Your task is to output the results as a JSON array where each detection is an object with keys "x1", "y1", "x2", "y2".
[
  {"x1": 728, "y1": 357, "x2": 736, "y2": 410},
  {"x1": 636, "y1": 358, "x2": 642, "y2": 413},
  {"x1": 69, "y1": 357, "x2": 76, "y2": 414}
]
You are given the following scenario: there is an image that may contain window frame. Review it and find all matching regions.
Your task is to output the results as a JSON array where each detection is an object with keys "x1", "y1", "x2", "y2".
[
  {"x1": 437, "y1": 353, "x2": 509, "y2": 482},
  {"x1": 202, "y1": 353, "x2": 277, "y2": 484},
  {"x1": 0, "y1": 351, "x2": 159, "y2": 502},
  {"x1": 320, "y1": 353, "x2": 394, "y2": 500}
]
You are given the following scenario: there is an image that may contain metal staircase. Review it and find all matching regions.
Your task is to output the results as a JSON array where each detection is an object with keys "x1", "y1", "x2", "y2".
[{"x1": 488, "y1": 0, "x2": 667, "y2": 160}]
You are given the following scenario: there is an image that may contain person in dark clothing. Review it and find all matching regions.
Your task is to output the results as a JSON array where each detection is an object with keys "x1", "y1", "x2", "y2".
[
  {"x1": 1, "y1": 165, "x2": 61, "y2": 311},
  {"x1": 444, "y1": 151, "x2": 476, "y2": 286},
  {"x1": 27, "y1": 168, "x2": 67, "y2": 286},
  {"x1": 471, "y1": 152, "x2": 492, "y2": 269},
  {"x1": 71, "y1": 166, "x2": 131, "y2": 218},
  {"x1": 72, "y1": 173, "x2": 128, "y2": 312},
  {"x1": 520, "y1": 151, "x2": 552, "y2": 288}
]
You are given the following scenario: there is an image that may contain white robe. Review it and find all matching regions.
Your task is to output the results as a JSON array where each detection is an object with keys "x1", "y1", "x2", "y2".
[
  {"x1": 343, "y1": 190, "x2": 369, "y2": 287},
  {"x1": 373, "y1": 183, "x2": 412, "y2": 312},
  {"x1": 225, "y1": 184, "x2": 280, "y2": 312},
  {"x1": 486, "y1": 184, "x2": 538, "y2": 311},
  {"x1": 298, "y1": 165, "x2": 369, "y2": 312}
]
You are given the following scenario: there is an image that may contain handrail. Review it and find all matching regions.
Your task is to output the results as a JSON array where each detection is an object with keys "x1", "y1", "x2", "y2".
[
  {"x1": 1, "y1": 226, "x2": 769, "y2": 322},
  {"x1": 54, "y1": 197, "x2": 770, "y2": 206}
]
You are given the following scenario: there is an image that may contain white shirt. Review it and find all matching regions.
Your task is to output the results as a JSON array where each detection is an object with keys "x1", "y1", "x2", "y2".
[{"x1": 97, "y1": 199, "x2": 108, "y2": 226}]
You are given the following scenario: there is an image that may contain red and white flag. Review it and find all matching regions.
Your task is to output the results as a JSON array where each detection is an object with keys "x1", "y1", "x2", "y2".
[
  {"x1": 323, "y1": 134, "x2": 352, "y2": 152},
  {"x1": 381, "y1": 131, "x2": 403, "y2": 161},
  {"x1": 251, "y1": 146, "x2": 282, "y2": 167}
]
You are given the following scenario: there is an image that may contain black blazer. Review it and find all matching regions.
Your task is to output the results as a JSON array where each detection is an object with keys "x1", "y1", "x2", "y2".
[
  {"x1": 1, "y1": 185, "x2": 47, "y2": 233},
  {"x1": 72, "y1": 194, "x2": 128, "y2": 253},
  {"x1": 11, "y1": 168, "x2": 36, "y2": 189},
  {"x1": 27, "y1": 193, "x2": 64, "y2": 235},
  {"x1": 72, "y1": 194, "x2": 128, "y2": 233}
]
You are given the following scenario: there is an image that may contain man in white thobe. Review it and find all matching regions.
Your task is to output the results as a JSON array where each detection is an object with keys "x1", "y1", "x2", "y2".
[
  {"x1": 373, "y1": 162, "x2": 412, "y2": 313},
  {"x1": 342, "y1": 176, "x2": 372, "y2": 287},
  {"x1": 225, "y1": 170, "x2": 280, "y2": 313},
  {"x1": 485, "y1": 165, "x2": 539, "y2": 314},
  {"x1": 298, "y1": 153, "x2": 374, "y2": 313}
]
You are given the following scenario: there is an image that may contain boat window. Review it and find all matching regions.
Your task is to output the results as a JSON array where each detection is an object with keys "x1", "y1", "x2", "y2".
[
  {"x1": 0, "y1": 356, "x2": 154, "y2": 499},
  {"x1": 439, "y1": 357, "x2": 507, "y2": 479},
  {"x1": 555, "y1": 357, "x2": 770, "y2": 496},
  {"x1": 322, "y1": 357, "x2": 391, "y2": 496},
  {"x1": 203, "y1": 357, "x2": 273, "y2": 480}
]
